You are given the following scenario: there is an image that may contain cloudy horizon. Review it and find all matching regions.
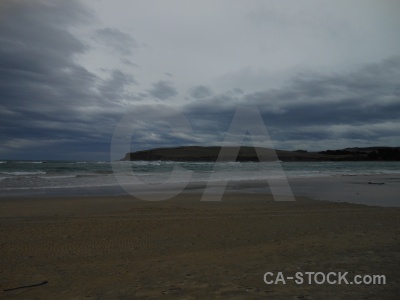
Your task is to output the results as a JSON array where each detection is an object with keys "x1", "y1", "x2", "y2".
[{"x1": 1, "y1": 0, "x2": 399, "y2": 160}]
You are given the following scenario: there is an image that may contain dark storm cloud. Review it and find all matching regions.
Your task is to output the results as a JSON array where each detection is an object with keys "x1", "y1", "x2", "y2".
[
  {"x1": 189, "y1": 85, "x2": 213, "y2": 99},
  {"x1": 1, "y1": 0, "x2": 399, "y2": 160},
  {"x1": 180, "y1": 57, "x2": 400, "y2": 149},
  {"x1": 148, "y1": 80, "x2": 178, "y2": 100},
  {"x1": 94, "y1": 27, "x2": 138, "y2": 56},
  {"x1": 250, "y1": 56, "x2": 400, "y2": 127},
  {"x1": 111, "y1": 105, "x2": 204, "y2": 155},
  {"x1": 99, "y1": 69, "x2": 135, "y2": 102},
  {"x1": 0, "y1": 0, "x2": 94, "y2": 114},
  {"x1": 0, "y1": 0, "x2": 134, "y2": 159}
]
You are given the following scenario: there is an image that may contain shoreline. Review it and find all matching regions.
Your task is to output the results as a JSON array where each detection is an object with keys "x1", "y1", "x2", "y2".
[{"x1": 1, "y1": 173, "x2": 399, "y2": 207}]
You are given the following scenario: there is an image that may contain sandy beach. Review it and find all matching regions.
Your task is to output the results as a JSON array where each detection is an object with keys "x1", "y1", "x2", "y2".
[{"x1": 1, "y1": 189, "x2": 399, "y2": 299}]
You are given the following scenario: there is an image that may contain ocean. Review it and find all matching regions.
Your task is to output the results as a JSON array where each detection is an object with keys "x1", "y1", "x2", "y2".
[{"x1": 1, "y1": 160, "x2": 399, "y2": 197}]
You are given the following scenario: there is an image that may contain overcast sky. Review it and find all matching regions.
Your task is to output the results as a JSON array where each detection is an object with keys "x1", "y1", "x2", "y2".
[{"x1": 1, "y1": 0, "x2": 399, "y2": 160}]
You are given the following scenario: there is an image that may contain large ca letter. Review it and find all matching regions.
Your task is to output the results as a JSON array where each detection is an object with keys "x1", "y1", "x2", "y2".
[
  {"x1": 201, "y1": 106, "x2": 295, "y2": 202},
  {"x1": 110, "y1": 106, "x2": 193, "y2": 201}
]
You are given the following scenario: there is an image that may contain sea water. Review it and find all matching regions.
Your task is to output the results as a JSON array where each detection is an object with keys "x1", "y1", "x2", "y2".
[{"x1": 0, "y1": 160, "x2": 399, "y2": 195}]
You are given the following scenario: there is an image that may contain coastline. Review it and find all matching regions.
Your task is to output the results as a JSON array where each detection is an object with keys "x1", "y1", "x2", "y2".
[
  {"x1": 1, "y1": 192, "x2": 399, "y2": 299},
  {"x1": 1, "y1": 173, "x2": 399, "y2": 207}
]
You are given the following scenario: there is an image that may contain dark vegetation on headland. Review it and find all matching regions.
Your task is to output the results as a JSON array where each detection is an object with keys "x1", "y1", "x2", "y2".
[{"x1": 123, "y1": 146, "x2": 400, "y2": 162}]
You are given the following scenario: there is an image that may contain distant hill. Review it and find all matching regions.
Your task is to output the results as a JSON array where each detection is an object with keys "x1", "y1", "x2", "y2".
[{"x1": 123, "y1": 146, "x2": 400, "y2": 162}]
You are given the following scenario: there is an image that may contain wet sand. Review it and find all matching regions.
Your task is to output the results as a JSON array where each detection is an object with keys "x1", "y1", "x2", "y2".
[{"x1": 1, "y1": 192, "x2": 399, "y2": 299}]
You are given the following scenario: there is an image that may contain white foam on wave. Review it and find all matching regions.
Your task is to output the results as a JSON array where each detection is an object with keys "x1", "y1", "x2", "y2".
[
  {"x1": 0, "y1": 171, "x2": 46, "y2": 176},
  {"x1": 130, "y1": 161, "x2": 162, "y2": 166},
  {"x1": 13, "y1": 161, "x2": 44, "y2": 164},
  {"x1": 13, "y1": 161, "x2": 45, "y2": 164},
  {"x1": 0, "y1": 182, "x2": 119, "y2": 191},
  {"x1": 39, "y1": 175, "x2": 77, "y2": 179}
]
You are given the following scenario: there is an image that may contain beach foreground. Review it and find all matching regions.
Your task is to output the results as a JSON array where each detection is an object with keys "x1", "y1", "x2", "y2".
[{"x1": 1, "y1": 194, "x2": 399, "y2": 299}]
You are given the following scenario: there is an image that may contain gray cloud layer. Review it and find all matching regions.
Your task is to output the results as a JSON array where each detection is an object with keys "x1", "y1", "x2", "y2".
[
  {"x1": 189, "y1": 85, "x2": 213, "y2": 99},
  {"x1": 0, "y1": 0, "x2": 134, "y2": 159},
  {"x1": 119, "y1": 55, "x2": 400, "y2": 154},
  {"x1": 148, "y1": 80, "x2": 178, "y2": 100},
  {"x1": 94, "y1": 27, "x2": 138, "y2": 56},
  {"x1": 0, "y1": 0, "x2": 399, "y2": 160},
  {"x1": 183, "y1": 57, "x2": 400, "y2": 150}
]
